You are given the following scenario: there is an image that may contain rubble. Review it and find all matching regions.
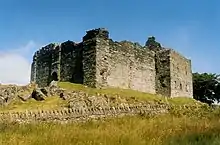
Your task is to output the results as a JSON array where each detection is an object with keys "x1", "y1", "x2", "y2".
[{"x1": 0, "y1": 81, "x2": 149, "y2": 110}]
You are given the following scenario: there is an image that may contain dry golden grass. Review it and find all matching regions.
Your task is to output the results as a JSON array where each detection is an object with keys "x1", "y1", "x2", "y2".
[
  {"x1": 0, "y1": 96, "x2": 68, "y2": 113},
  {"x1": 0, "y1": 82, "x2": 217, "y2": 145},
  {"x1": 0, "y1": 112, "x2": 220, "y2": 145}
]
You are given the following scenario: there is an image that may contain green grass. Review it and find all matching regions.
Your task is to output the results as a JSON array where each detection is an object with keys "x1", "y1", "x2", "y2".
[
  {"x1": 58, "y1": 82, "x2": 203, "y2": 106},
  {"x1": 0, "y1": 82, "x2": 217, "y2": 145},
  {"x1": 0, "y1": 96, "x2": 68, "y2": 113},
  {"x1": 0, "y1": 82, "x2": 203, "y2": 113},
  {"x1": 0, "y1": 111, "x2": 220, "y2": 145},
  {"x1": 167, "y1": 129, "x2": 220, "y2": 145},
  {"x1": 168, "y1": 97, "x2": 202, "y2": 105}
]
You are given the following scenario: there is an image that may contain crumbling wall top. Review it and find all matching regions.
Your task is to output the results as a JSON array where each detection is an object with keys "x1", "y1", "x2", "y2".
[
  {"x1": 83, "y1": 28, "x2": 109, "y2": 41},
  {"x1": 110, "y1": 40, "x2": 156, "y2": 57},
  {"x1": 167, "y1": 48, "x2": 191, "y2": 62}
]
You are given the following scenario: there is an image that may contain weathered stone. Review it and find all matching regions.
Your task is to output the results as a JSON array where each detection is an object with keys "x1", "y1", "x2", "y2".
[
  {"x1": 49, "y1": 81, "x2": 58, "y2": 87},
  {"x1": 40, "y1": 88, "x2": 48, "y2": 96},
  {"x1": 68, "y1": 98, "x2": 87, "y2": 109},
  {"x1": 0, "y1": 85, "x2": 18, "y2": 105},
  {"x1": 31, "y1": 89, "x2": 45, "y2": 101},
  {"x1": 0, "y1": 97, "x2": 5, "y2": 106},
  {"x1": 87, "y1": 95, "x2": 109, "y2": 108},
  {"x1": 18, "y1": 95, "x2": 31, "y2": 101},
  {"x1": 59, "y1": 93, "x2": 67, "y2": 100},
  {"x1": 31, "y1": 28, "x2": 193, "y2": 98}
]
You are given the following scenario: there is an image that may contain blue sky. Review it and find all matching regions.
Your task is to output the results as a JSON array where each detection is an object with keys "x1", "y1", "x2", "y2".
[{"x1": 0, "y1": 0, "x2": 219, "y2": 84}]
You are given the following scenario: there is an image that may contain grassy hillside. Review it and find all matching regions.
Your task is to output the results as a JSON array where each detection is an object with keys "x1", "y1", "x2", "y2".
[
  {"x1": 58, "y1": 82, "x2": 202, "y2": 105},
  {"x1": 0, "y1": 82, "x2": 218, "y2": 145},
  {"x1": 0, "y1": 82, "x2": 203, "y2": 112},
  {"x1": 0, "y1": 96, "x2": 68, "y2": 112},
  {"x1": 0, "y1": 109, "x2": 220, "y2": 145}
]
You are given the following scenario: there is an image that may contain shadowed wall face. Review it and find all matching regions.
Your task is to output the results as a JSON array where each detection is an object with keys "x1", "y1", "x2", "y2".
[
  {"x1": 60, "y1": 41, "x2": 83, "y2": 84},
  {"x1": 32, "y1": 42, "x2": 84, "y2": 87},
  {"x1": 30, "y1": 55, "x2": 37, "y2": 83},
  {"x1": 34, "y1": 43, "x2": 57, "y2": 87},
  {"x1": 82, "y1": 28, "x2": 109, "y2": 87},
  {"x1": 155, "y1": 49, "x2": 171, "y2": 97},
  {"x1": 50, "y1": 45, "x2": 60, "y2": 83},
  {"x1": 51, "y1": 72, "x2": 58, "y2": 81}
]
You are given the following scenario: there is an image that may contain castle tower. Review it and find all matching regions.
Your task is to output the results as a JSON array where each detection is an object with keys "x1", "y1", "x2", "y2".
[
  {"x1": 82, "y1": 28, "x2": 110, "y2": 88},
  {"x1": 30, "y1": 41, "x2": 84, "y2": 87},
  {"x1": 154, "y1": 49, "x2": 193, "y2": 98},
  {"x1": 169, "y1": 50, "x2": 193, "y2": 97},
  {"x1": 145, "y1": 37, "x2": 193, "y2": 98},
  {"x1": 32, "y1": 43, "x2": 61, "y2": 87}
]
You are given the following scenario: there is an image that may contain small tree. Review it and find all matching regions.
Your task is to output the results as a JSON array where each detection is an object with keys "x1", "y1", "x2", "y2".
[
  {"x1": 193, "y1": 72, "x2": 220, "y2": 105},
  {"x1": 145, "y1": 36, "x2": 161, "y2": 49}
]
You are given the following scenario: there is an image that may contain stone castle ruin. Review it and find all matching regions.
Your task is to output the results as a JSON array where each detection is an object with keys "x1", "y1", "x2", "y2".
[{"x1": 31, "y1": 28, "x2": 193, "y2": 98}]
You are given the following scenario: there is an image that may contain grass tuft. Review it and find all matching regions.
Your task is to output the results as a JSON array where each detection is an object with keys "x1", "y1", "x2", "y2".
[{"x1": 0, "y1": 96, "x2": 68, "y2": 112}]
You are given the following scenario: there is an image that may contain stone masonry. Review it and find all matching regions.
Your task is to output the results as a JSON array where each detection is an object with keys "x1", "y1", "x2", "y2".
[{"x1": 30, "y1": 28, "x2": 193, "y2": 98}]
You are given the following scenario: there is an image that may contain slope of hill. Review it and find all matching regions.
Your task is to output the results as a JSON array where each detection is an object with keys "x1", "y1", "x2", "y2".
[
  {"x1": 0, "y1": 82, "x2": 219, "y2": 145},
  {"x1": 0, "y1": 82, "x2": 203, "y2": 113}
]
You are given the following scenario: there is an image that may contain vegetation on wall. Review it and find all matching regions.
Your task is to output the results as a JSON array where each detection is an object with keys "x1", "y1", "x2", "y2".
[{"x1": 145, "y1": 36, "x2": 161, "y2": 49}]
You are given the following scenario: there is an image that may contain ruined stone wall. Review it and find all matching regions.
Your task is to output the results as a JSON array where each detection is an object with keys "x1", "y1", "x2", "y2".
[
  {"x1": 60, "y1": 41, "x2": 83, "y2": 84},
  {"x1": 106, "y1": 41, "x2": 156, "y2": 94},
  {"x1": 31, "y1": 28, "x2": 193, "y2": 98},
  {"x1": 50, "y1": 44, "x2": 61, "y2": 82},
  {"x1": 81, "y1": 28, "x2": 156, "y2": 93},
  {"x1": 155, "y1": 49, "x2": 171, "y2": 97},
  {"x1": 34, "y1": 44, "x2": 56, "y2": 87},
  {"x1": 32, "y1": 41, "x2": 84, "y2": 87},
  {"x1": 169, "y1": 50, "x2": 193, "y2": 98},
  {"x1": 82, "y1": 28, "x2": 109, "y2": 88},
  {"x1": 30, "y1": 56, "x2": 36, "y2": 82},
  {"x1": 95, "y1": 34, "x2": 110, "y2": 88},
  {"x1": 0, "y1": 104, "x2": 169, "y2": 123},
  {"x1": 82, "y1": 35, "x2": 97, "y2": 87},
  {"x1": 31, "y1": 43, "x2": 61, "y2": 87},
  {"x1": 0, "y1": 104, "x2": 201, "y2": 123}
]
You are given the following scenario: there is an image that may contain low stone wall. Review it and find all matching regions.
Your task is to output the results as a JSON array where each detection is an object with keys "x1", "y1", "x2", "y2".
[
  {"x1": 0, "y1": 104, "x2": 171, "y2": 123},
  {"x1": 0, "y1": 103, "x2": 204, "y2": 124}
]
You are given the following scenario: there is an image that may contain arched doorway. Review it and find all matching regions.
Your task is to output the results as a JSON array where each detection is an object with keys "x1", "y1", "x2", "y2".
[{"x1": 51, "y1": 72, "x2": 58, "y2": 81}]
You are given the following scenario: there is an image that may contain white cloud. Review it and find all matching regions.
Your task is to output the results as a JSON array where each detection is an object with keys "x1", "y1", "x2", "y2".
[
  {"x1": 0, "y1": 41, "x2": 38, "y2": 85},
  {"x1": 12, "y1": 40, "x2": 36, "y2": 56}
]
